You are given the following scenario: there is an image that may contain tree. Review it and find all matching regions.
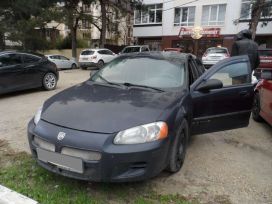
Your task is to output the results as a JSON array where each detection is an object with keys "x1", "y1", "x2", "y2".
[
  {"x1": 56, "y1": 0, "x2": 94, "y2": 58},
  {"x1": 0, "y1": 0, "x2": 59, "y2": 50},
  {"x1": 90, "y1": 0, "x2": 142, "y2": 47},
  {"x1": 249, "y1": 0, "x2": 271, "y2": 39}
]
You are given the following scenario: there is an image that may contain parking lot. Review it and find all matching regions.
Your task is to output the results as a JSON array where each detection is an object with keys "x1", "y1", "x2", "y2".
[{"x1": 0, "y1": 69, "x2": 271, "y2": 204}]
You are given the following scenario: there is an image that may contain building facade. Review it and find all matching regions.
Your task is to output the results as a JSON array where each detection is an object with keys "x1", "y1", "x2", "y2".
[{"x1": 133, "y1": 0, "x2": 272, "y2": 56}]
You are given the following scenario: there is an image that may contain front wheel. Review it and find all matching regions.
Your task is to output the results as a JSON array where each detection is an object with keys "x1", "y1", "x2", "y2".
[
  {"x1": 97, "y1": 60, "x2": 104, "y2": 69},
  {"x1": 71, "y1": 63, "x2": 77, "y2": 69},
  {"x1": 43, "y1": 73, "x2": 57, "y2": 90},
  {"x1": 166, "y1": 120, "x2": 189, "y2": 173}
]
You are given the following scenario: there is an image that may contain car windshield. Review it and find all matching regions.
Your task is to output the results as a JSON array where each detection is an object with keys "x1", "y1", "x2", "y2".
[
  {"x1": 259, "y1": 50, "x2": 272, "y2": 57},
  {"x1": 122, "y1": 47, "x2": 140, "y2": 53},
  {"x1": 207, "y1": 48, "x2": 227, "y2": 54},
  {"x1": 81, "y1": 50, "x2": 94, "y2": 55},
  {"x1": 91, "y1": 56, "x2": 185, "y2": 89}
]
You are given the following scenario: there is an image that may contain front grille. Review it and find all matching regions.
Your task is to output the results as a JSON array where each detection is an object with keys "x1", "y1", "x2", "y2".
[
  {"x1": 33, "y1": 136, "x2": 55, "y2": 152},
  {"x1": 61, "y1": 147, "x2": 101, "y2": 161}
]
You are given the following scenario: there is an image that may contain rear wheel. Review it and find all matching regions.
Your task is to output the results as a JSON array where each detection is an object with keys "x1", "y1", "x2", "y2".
[
  {"x1": 43, "y1": 73, "x2": 57, "y2": 90},
  {"x1": 166, "y1": 120, "x2": 189, "y2": 173},
  {"x1": 71, "y1": 63, "x2": 77, "y2": 69},
  {"x1": 97, "y1": 60, "x2": 104, "y2": 69},
  {"x1": 252, "y1": 92, "x2": 263, "y2": 122}
]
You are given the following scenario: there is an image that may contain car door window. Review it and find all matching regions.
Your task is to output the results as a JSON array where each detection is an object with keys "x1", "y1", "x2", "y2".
[
  {"x1": 209, "y1": 62, "x2": 250, "y2": 87},
  {"x1": 59, "y1": 56, "x2": 69, "y2": 60},
  {"x1": 105, "y1": 50, "x2": 113, "y2": 55},
  {"x1": 141, "y1": 47, "x2": 149, "y2": 52},
  {"x1": 98, "y1": 50, "x2": 105, "y2": 55},
  {"x1": 23, "y1": 54, "x2": 41, "y2": 63},
  {"x1": 0, "y1": 54, "x2": 22, "y2": 67}
]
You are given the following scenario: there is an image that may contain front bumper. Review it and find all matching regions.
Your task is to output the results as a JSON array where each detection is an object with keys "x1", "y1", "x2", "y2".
[{"x1": 27, "y1": 119, "x2": 171, "y2": 182}]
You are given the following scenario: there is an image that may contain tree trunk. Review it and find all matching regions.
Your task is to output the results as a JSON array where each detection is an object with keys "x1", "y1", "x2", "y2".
[
  {"x1": 249, "y1": 0, "x2": 265, "y2": 40},
  {"x1": 71, "y1": 26, "x2": 77, "y2": 59},
  {"x1": 0, "y1": 32, "x2": 5, "y2": 50},
  {"x1": 100, "y1": 0, "x2": 106, "y2": 47}
]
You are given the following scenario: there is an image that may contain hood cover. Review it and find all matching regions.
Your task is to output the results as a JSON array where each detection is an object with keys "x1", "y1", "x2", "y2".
[{"x1": 41, "y1": 82, "x2": 180, "y2": 133}]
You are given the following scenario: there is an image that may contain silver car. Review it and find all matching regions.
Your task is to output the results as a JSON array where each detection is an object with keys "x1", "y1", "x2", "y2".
[
  {"x1": 202, "y1": 47, "x2": 230, "y2": 69},
  {"x1": 46, "y1": 55, "x2": 78, "y2": 70}
]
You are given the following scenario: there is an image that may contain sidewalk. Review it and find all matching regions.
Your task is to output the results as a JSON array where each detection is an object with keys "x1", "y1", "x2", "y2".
[{"x1": 0, "y1": 185, "x2": 38, "y2": 204}]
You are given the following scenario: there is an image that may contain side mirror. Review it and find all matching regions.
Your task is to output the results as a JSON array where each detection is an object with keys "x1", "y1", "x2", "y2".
[
  {"x1": 90, "y1": 70, "x2": 98, "y2": 78},
  {"x1": 261, "y1": 70, "x2": 272, "y2": 80},
  {"x1": 196, "y1": 79, "x2": 223, "y2": 92}
]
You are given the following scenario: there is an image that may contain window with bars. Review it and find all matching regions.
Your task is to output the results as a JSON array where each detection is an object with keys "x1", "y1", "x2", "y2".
[
  {"x1": 174, "y1": 7, "x2": 195, "y2": 26},
  {"x1": 201, "y1": 4, "x2": 226, "y2": 26},
  {"x1": 240, "y1": 0, "x2": 272, "y2": 20},
  {"x1": 134, "y1": 4, "x2": 162, "y2": 25}
]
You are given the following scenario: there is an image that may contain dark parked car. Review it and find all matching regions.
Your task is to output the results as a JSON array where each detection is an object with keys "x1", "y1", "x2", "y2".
[
  {"x1": 28, "y1": 52, "x2": 254, "y2": 182},
  {"x1": 0, "y1": 51, "x2": 59, "y2": 95},
  {"x1": 252, "y1": 70, "x2": 272, "y2": 126}
]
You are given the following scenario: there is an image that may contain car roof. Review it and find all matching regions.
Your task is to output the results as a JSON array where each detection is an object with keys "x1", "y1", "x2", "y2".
[
  {"x1": 124, "y1": 45, "x2": 148, "y2": 48},
  {"x1": 207, "y1": 47, "x2": 228, "y2": 50},
  {"x1": 82, "y1": 48, "x2": 109, "y2": 51},
  {"x1": 0, "y1": 50, "x2": 44, "y2": 57}
]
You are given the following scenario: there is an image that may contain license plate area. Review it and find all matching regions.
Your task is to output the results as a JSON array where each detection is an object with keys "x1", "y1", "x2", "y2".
[{"x1": 37, "y1": 148, "x2": 83, "y2": 174}]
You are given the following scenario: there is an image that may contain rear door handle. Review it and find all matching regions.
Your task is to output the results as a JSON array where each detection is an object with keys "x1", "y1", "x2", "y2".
[{"x1": 239, "y1": 90, "x2": 249, "y2": 96}]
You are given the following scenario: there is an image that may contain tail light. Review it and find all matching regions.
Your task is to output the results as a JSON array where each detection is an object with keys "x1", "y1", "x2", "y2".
[
  {"x1": 90, "y1": 55, "x2": 97, "y2": 59},
  {"x1": 203, "y1": 53, "x2": 207, "y2": 57},
  {"x1": 225, "y1": 53, "x2": 230, "y2": 58}
]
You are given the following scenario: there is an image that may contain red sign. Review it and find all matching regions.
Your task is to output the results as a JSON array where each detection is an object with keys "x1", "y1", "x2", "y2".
[{"x1": 178, "y1": 27, "x2": 221, "y2": 38}]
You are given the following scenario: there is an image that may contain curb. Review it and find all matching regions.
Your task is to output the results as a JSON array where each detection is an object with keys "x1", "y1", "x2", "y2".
[{"x1": 0, "y1": 185, "x2": 38, "y2": 204}]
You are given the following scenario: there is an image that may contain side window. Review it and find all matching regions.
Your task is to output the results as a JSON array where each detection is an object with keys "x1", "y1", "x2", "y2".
[
  {"x1": 105, "y1": 50, "x2": 113, "y2": 55},
  {"x1": 59, "y1": 56, "x2": 69, "y2": 60},
  {"x1": 98, "y1": 50, "x2": 105, "y2": 55},
  {"x1": 141, "y1": 47, "x2": 149, "y2": 52},
  {"x1": 209, "y1": 62, "x2": 250, "y2": 87},
  {"x1": 0, "y1": 54, "x2": 22, "y2": 67},
  {"x1": 23, "y1": 54, "x2": 41, "y2": 63}
]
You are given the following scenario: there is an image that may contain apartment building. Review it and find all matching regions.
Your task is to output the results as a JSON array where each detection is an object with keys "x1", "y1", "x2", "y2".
[{"x1": 133, "y1": 0, "x2": 272, "y2": 55}]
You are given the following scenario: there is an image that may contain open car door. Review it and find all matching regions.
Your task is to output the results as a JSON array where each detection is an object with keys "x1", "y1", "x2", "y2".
[{"x1": 191, "y1": 55, "x2": 254, "y2": 135}]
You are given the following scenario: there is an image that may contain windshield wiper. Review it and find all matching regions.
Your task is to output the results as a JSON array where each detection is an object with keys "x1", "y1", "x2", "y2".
[
  {"x1": 97, "y1": 75, "x2": 123, "y2": 87},
  {"x1": 123, "y1": 82, "x2": 164, "y2": 92}
]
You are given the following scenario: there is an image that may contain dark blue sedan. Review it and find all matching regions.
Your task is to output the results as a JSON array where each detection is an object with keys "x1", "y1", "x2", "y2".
[{"x1": 28, "y1": 52, "x2": 254, "y2": 182}]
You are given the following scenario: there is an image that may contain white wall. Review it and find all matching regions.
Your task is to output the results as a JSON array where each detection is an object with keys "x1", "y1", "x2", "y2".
[{"x1": 133, "y1": 0, "x2": 272, "y2": 37}]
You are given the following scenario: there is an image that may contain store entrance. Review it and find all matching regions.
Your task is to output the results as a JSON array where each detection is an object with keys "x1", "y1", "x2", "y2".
[{"x1": 172, "y1": 38, "x2": 224, "y2": 58}]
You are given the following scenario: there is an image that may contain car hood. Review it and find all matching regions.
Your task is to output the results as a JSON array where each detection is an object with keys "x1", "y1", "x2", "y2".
[{"x1": 41, "y1": 81, "x2": 181, "y2": 133}]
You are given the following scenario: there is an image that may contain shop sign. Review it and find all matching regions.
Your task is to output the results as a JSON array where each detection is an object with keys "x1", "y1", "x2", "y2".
[{"x1": 179, "y1": 27, "x2": 221, "y2": 39}]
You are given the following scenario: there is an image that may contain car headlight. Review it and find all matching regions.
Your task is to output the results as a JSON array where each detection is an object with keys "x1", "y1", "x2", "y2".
[
  {"x1": 114, "y1": 122, "x2": 168, "y2": 144},
  {"x1": 34, "y1": 106, "x2": 43, "y2": 125}
]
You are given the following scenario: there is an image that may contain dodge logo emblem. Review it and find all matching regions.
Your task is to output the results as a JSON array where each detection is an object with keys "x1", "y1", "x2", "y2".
[{"x1": 57, "y1": 132, "x2": 66, "y2": 141}]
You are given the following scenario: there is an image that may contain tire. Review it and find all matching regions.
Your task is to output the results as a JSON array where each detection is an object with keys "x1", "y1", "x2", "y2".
[
  {"x1": 81, "y1": 66, "x2": 87, "y2": 70},
  {"x1": 43, "y1": 73, "x2": 57, "y2": 90},
  {"x1": 97, "y1": 60, "x2": 104, "y2": 69},
  {"x1": 71, "y1": 63, "x2": 77, "y2": 69},
  {"x1": 252, "y1": 92, "x2": 263, "y2": 122},
  {"x1": 166, "y1": 119, "x2": 189, "y2": 173}
]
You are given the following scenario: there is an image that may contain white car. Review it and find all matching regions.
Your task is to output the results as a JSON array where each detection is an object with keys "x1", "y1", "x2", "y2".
[
  {"x1": 202, "y1": 47, "x2": 230, "y2": 69},
  {"x1": 79, "y1": 48, "x2": 116, "y2": 69},
  {"x1": 46, "y1": 54, "x2": 78, "y2": 70},
  {"x1": 119, "y1": 45, "x2": 150, "y2": 54}
]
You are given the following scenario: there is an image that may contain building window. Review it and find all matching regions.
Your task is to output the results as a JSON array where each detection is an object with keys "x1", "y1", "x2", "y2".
[
  {"x1": 174, "y1": 7, "x2": 195, "y2": 26},
  {"x1": 134, "y1": 4, "x2": 162, "y2": 25},
  {"x1": 240, "y1": 0, "x2": 272, "y2": 20},
  {"x1": 202, "y1": 4, "x2": 226, "y2": 26},
  {"x1": 82, "y1": 19, "x2": 91, "y2": 29}
]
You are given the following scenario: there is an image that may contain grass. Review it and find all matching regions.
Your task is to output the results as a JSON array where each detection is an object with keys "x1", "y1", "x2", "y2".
[{"x1": 0, "y1": 144, "x2": 193, "y2": 204}]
